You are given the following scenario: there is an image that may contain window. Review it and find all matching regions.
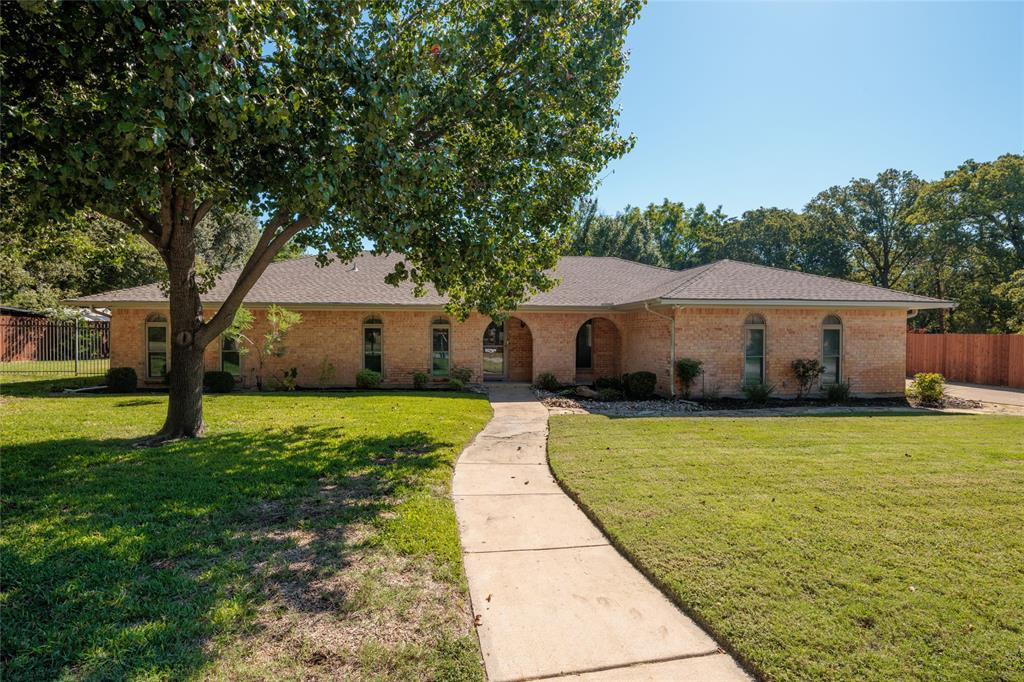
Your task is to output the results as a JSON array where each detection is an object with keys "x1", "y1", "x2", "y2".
[
  {"x1": 575, "y1": 319, "x2": 593, "y2": 369},
  {"x1": 221, "y1": 336, "x2": 241, "y2": 378},
  {"x1": 743, "y1": 314, "x2": 765, "y2": 384},
  {"x1": 822, "y1": 315, "x2": 842, "y2": 384},
  {"x1": 145, "y1": 315, "x2": 168, "y2": 380},
  {"x1": 363, "y1": 316, "x2": 382, "y2": 373},
  {"x1": 431, "y1": 317, "x2": 450, "y2": 376}
]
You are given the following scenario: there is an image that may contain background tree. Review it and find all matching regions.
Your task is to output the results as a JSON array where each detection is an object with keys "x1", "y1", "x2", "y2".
[
  {"x1": 3, "y1": 0, "x2": 638, "y2": 439},
  {"x1": 805, "y1": 169, "x2": 927, "y2": 289}
]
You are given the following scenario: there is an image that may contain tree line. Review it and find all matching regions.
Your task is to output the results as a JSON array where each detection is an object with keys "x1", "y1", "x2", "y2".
[{"x1": 568, "y1": 153, "x2": 1024, "y2": 333}]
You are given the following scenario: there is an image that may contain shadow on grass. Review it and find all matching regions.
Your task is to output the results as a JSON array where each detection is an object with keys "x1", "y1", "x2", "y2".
[
  {"x1": 1, "y1": 425, "x2": 454, "y2": 680},
  {"x1": 0, "y1": 375, "x2": 104, "y2": 397}
]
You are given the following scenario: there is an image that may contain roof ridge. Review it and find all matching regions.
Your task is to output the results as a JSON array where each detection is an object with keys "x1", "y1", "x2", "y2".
[
  {"x1": 659, "y1": 260, "x2": 725, "y2": 298},
  {"x1": 708, "y1": 259, "x2": 943, "y2": 302}
]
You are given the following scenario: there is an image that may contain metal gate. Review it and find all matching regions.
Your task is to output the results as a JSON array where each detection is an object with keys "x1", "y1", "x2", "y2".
[{"x1": 0, "y1": 318, "x2": 110, "y2": 375}]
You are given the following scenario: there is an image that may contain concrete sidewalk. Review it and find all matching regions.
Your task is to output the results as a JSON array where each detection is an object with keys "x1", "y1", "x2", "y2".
[{"x1": 453, "y1": 384, "x2": 749, "y2": 682}]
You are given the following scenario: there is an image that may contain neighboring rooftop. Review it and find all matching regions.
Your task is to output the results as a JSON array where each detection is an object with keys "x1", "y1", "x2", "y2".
[{"x1": 65, "y1": 253, "x2": 952, "y2": 310}]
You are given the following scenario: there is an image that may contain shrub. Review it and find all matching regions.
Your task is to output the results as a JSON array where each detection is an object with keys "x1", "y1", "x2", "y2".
[
  {"x1": 535, "y1": 372, "x2": 560, "y2": 392},
  {"x1": 907, "y1": 372, "x2": 944, "y2": 404},
  {"x1": 447, "y1": 378, "x2": 465, "y2": 391},
  {"x1": 413, "y1": 372, "x2": 429, "y2": 389},
  {"x1": 450, "y1": 366, "x2": 472, "y2": 384},
  {"x1": 204, "y1": 371, "x2": 235, "y2": 394},
  {"x1": 598, "y1": 387, "x2": 624, "y2": 401},
  {"x1": 278, "y1": 367, "x2": 298, "y2": 391},
  {"x1": 791, "y1": 358, "x2": 826, "y2": 399},
  {"x1": 625, "y1": 371, "x2": 657, "y2": 399},
  {"x1": 675, "y1": 358, "x2": 703, "y2": 399},
  {"x1": 741, "y1": 381, "x2": 775, "y2": 405},
  {"x1": 105, "y1": 366, "x2": 137, "y2": 392},
  {"x1": 826, "y1": 379, "x2": 852, "y2": 403},
  {"x1": 356, "y1": 369, "x2": 382, "y2": 389},
  {"x1": 594, "y1": 376, "x2": 623, "y2": 391}
]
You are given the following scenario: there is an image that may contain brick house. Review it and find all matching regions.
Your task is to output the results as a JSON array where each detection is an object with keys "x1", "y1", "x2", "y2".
[{"x1": 67, "y1": 253, "x2": 951, "y2": 397}]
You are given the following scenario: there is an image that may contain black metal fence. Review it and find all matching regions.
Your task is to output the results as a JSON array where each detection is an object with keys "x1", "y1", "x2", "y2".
[{"x1": 0, "y1": 318, "x2": 110, "y2": 375}]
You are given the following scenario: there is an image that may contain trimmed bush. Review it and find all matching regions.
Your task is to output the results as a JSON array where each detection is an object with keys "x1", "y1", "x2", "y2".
[
  {"x1": 826, "y1": 380, "x2": 852, "y2": 403},
  {"x1": 625, "y1": 371, "x2": 657, "y2": 399},
  {"x1": 594, "y1": 376, "x2": 623, "y2": 391},
  {"x1": 450, "y1": 366, "x2": 472, "y2": 384},
  {"x1": 791, "y1": 358, "x2": 826, "y2": 399},
  {"x1": 413, "y1": 372, "x2": 429, "y2": 389},
  {"x1": 105, "y1": 366, "x2": 137, "y2": 393},
  {"x1": 535, "y1": 372, "x2": 560, "y2": 392},
  {"x1": 675, "y1": 358, "x2": 703, "y2": 399},
  {"x1": 598, "y1": 387, "x2": 624, "y2": 401},
  {"x1": 448, "y1": 378, "x2": 465, "y2": 391},
  {"x1": 356, "y1": 369, "x2": 381, "y2": 389},
  {"x1": 907, "y1": 372, "x2": 944, "y2": 404},
  {"x1": 741, "y1": 381, "x2": 775, "y2": 405},
  {"x1": 204, "y1": 371, "x2": 236, "y2": 393}
]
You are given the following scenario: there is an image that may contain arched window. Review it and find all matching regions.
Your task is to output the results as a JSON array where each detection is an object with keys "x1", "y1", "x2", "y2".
[
  {"x1": 363, "y1": 315, "x2": 383, "y2": 373},
  {"x1": 575, "y1": 319, "x2": 593, "y2": 369},
  {"x1": 431, "y1": 317, "x2": 450, "y2": 376},
  {"x1": 144, "y1": 314, "x2": 168, "y2": 380},
  {"x1": 743, "y1": 314, "x2": 766, "y2": 384},
  {"x1": 822, "y1": 315, "x2": 842, "y2": 384}
]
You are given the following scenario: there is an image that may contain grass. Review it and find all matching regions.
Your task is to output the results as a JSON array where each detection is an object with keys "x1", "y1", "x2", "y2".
[
  {"x1": 1, "y1": 378, "x2": 491, "y2": 681},
  {"x1": 548, "y1": 413, "x2": 1024, "y2": 682},
  {"x1": 0, "y1": 358, "x2": 109, "y2": 375}
]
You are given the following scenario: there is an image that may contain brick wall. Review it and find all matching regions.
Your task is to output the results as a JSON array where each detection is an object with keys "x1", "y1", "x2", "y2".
[
  {"x1": 107, "y1": 305, "x2": 907, "y2": 395},
  {"x1": 675, "y1": 306, "x2": 906, "y2": 397}
]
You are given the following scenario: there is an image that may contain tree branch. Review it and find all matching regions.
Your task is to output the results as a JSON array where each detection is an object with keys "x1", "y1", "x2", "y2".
[
  {"x1": 193, "y1": 197, "x2": 216, "y2": 226},
  {"x1": 195, "y1": 214, "x2": 314, "y2": 346}
]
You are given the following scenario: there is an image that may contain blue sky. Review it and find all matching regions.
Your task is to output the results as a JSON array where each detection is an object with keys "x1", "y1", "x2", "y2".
[{"x1": 593, "y1": 1, "x2": 1024, "y2": 216}]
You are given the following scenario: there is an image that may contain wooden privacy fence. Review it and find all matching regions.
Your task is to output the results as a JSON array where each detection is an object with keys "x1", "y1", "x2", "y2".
[{"x1": 906, "y1": 333, "x2": 1024, "y2": 388}]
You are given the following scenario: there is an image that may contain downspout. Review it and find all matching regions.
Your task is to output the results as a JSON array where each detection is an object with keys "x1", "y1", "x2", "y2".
[{"x1": 644, "y1": 301, "x2": 678, "y2": 398}]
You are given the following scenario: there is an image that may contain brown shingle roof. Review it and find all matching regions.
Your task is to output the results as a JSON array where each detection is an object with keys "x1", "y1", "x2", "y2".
[{"x1": 66, "y1": 253, "x2": 951, "y2": 309}]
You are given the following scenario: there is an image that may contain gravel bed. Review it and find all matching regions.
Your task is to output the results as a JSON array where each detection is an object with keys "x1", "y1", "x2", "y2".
[{"x1": 534, "y1": 389, "x2": 704, "y2": 416}]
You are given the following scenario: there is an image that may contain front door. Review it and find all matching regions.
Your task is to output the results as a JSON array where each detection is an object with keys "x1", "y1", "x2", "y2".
[{"x1": 482, "y1": 321, "x2": 505, "y2": 380}]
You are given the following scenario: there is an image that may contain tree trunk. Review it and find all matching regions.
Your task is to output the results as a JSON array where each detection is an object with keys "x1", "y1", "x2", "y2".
[{"x1": 152, "y1": 200, "x2": 208, "y2": 441}]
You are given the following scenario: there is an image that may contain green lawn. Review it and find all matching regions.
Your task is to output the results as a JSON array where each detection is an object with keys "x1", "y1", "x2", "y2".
[
  {"x1": 0, "y1": 358, "x2": 109, "y2": 376},
  {"x1": 1, "y1": 381, "x2": 491, "y2": 681},
  {"x1": 548, "y1": 414, "x2": 1024, "y2": 682}
]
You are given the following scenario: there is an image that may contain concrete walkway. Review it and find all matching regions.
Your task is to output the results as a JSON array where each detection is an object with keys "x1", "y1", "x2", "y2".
[{"x1": 453, "y1": 384, "x2": 749, "y2": 682}]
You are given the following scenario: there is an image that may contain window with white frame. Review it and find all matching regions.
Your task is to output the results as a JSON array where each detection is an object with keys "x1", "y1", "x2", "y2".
[
  {"x1": 431, "y1": 317, "x2": 450, "y2": 376},
  {"x1": 145, "y1": 315, "x2": 168, "y2": 380},
  {"x1": 743, "y1": 314, "x2": 766, "y2": 384},
  {"x1": 822, "y1": 314, "x2": 842, "y2": 384},
  {"x1": 363, "y1": 316, "x2": 383, "y2": 373}
]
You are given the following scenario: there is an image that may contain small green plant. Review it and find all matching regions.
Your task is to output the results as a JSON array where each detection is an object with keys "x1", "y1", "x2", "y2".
[
  {"x1": 317, "y1": 357, "x2": 336, "y2": 388},
  {"x1": 450, "y1": 366, "x2": 472, "y2": 384},
  {"x1": 105, "y1": 367, "x2": 137, "y2": 392},
  {"x1": 791, "y1": 358, "x2": 826, "y2": 399},
  {"x1": 907, "y1": 372, "x2": 944, "y2": 404},
  {"x1": 741, "y1": 381, "x2": 775, "y2": 405},
  {"x1": 826, "y1": 379, "x2": 852, "y2": 403},
  {"x1": 413, "y1": 371, "x2": 429, "y2": 389},
  {"x1": 598, "y1": 387, "x2": 624, "y2": 401},
  {"x1": 226, "y1": 305, "x2": 302, "y2": 391},
  {"x1": 356, "y1": 369, "x2": 382, "y2": 389},
  {"x1": 447, "y1": 378, "x2": 465, "y2": 391},
  {"x1": 675, "y1": 358, "x2": 703, "y2": 399},
  {"x1": 535, "y1": 372, "x2": 560, "y2": 392},
  {"x1": 203, "y1": 371, "x2": 235, "y2": 394},
  {"x1": 625, "y1": 371, "x2": 657, "y2": 399},
  {"x1": 277, "y1": 367, "x2": 299, "y2": 391},
  {"x1": 594, "y1": 376, "x2": 623, "y2": 391}
]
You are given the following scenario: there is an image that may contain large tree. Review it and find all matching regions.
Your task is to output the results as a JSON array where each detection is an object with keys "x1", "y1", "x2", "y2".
[
  {"x1": 3, "y1": 0, "x2": 638, "y2": 439},
  {"x1": 805, "y1": 169, "x2": 926, "y2": 289}
]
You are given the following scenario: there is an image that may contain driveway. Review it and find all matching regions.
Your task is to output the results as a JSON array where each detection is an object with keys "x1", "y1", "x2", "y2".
[
  {"x1": 907, "y1": 380, "x2": 1024, "y2": 407},
  {"x1": 452, "y1": 384, "x2": 749, "y2": 682}
]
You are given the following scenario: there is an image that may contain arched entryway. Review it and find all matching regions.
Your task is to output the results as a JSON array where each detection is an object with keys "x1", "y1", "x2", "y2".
[
  {"x1": 575, "y1": 317, "x2": 621, "y2": 384},
  {"x1": 482, "y1": 317, "x2": 533, "y2": 381}
]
